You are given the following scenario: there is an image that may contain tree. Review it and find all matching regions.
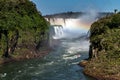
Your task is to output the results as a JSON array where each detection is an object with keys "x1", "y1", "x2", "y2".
[
  {"x1": 0, "y1": 0, "x2": 49, "y2": 58},
  {"x1": 89, "y1": 12, "x2": 120, "y2": 59}
]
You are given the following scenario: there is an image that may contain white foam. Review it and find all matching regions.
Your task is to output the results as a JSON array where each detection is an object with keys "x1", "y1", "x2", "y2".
[
  {"x1": 63, "y1": 54, "x2": 81, "y2": 60},
  {"x1": 0, "y1": 73, "x2": 7, "y2": 78}
]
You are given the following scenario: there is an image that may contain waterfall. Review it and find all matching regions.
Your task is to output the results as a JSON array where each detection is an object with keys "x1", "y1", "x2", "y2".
[
  {"x1": 45, "y1": 12, "x2": 108, "y2": 39},
  {"x1": 53, "y1": 25, "x2": 63, "y2": 39},
  {"x1": 49, "y1": 25, "x2": 64, "y2": 48},
  {"x1": 45, "y1": 16, "x2": 96, "y2": 39}
]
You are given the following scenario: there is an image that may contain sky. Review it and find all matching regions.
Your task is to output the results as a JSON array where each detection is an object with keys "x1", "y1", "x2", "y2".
[{"x1": 31, "y1": 0, "x2": 120, "y2": 15}]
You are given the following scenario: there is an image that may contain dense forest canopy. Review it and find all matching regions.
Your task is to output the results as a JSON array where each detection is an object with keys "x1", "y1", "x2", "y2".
[
  {"x1": 85, "y1": 12, "x2": 120, "y2": 79},
  {"x1": 0, "y1": 0, "x2": 49, "y2": 58},
  {"x1": 90, "y1": 13, "x2": 120, "y2": 58}
]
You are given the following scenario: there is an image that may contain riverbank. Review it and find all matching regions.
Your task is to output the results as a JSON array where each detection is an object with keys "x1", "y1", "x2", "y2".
[
  {"x1": 79, "y1": 59, "x2": 120, "y2": 80},
  {"x1": 0, "y1": 48, "x2": 51, "y2": 65}
]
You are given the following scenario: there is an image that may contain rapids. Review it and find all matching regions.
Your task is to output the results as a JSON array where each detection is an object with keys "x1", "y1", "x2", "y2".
[{"x1": 0, "y1": 38, "x2": 95, "y2": 80}]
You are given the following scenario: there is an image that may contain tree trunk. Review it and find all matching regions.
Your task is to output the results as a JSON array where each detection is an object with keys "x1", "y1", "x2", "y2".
[
  {"x1": 2, "y1": 30, "x2": 9, "y2": 58},
  {"x1": 9, "y1": 30, "x2": 19, "y2": 54},
  {"x1": 0, "y1": 33, "x2": 1, "y2": 39},
  {"x1": 89, "y1": 44, "x2": 93, "y2": 59},
  {"x1": 36, "y1": 32, "x2": 45, "y2": 50}
]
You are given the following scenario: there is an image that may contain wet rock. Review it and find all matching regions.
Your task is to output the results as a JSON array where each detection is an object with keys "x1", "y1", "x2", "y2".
[{"x1": 78, "y1": 60, "x2": 88, "y2": 67}]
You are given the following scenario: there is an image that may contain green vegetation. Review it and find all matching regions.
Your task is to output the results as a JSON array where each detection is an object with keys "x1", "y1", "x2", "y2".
[
  {"x1": 85, "y1": 12, "x2": 120, "y2": 79},
  {"x1": 0, "y1": 0, "x2": 49, "y2": 58}
]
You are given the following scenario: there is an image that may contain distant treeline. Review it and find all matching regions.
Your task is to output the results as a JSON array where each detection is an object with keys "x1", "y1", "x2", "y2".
[{"x1": 44, "y1": 11, "x2": 113, "y2": 19}]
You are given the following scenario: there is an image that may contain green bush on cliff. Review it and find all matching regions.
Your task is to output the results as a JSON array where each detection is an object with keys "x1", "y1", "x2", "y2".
[
  {"x1": 90, "y1": 13, "x2": 120, "y2": 58},
  {"x1": 85, "y1": 13, "x2": 120, "y2": 78},
  {"x1": 0, "y1": 0, "x2": 49, "y2": 58}
]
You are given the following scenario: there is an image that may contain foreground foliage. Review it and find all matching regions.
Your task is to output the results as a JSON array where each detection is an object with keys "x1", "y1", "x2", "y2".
[
  {"x1": 0, "y1": 0, "x2": 49, "y2": 58},
  {"x1": 85, "y1": 13, "x2": 120, "y2": 79}
]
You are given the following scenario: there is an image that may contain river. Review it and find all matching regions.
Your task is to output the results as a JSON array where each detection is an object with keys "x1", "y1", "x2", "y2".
[{"x1": 0, "y1": 39, "x2": 95, "y2": 80}]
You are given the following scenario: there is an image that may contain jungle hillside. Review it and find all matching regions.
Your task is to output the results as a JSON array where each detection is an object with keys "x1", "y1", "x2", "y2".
[
  {"x1": 84, "y1": 12, "x2": 120, "y2": 80},
  {"x1": 0, "y1": 0, "x2": 49, "y2": 61}
]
